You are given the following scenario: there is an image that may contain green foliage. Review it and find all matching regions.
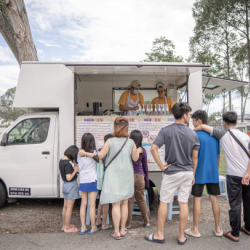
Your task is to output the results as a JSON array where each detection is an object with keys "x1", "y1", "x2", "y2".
[
  {"x1": 208, "y1": 111, "x2": 222, "y2": 124},
  {"x1": 144, "y1": 36, "x2": 183, "y2": 62},
  {"x1": 0, "y1": 87, "x2": 25, "y2": 123},
  {"x1": 202, "y1": 93, "x2": 217, "y2": 113}
]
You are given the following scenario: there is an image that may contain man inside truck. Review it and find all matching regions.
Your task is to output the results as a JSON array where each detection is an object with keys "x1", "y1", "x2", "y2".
[
  {"x1": 151, "y1": 84, "x2": 175, "y2": 114},
  {"x1": 118, "y1": 80, "x2": 145, "y2": 115}
]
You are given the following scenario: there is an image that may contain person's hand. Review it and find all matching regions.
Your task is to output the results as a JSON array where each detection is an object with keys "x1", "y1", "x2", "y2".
[
  {"x1": 194, "y1": 125, "x2": 203, "y2": 131},
  {"x1": 131, "y1": 106, "x2": 139, "y2": 110},
  {"x1": 138, "y1": 147, "x2": 143, "y2": 154},
  {"x1": 74, "y1": 165, "x2": 79, "y2": 172},
  {"x1": 79, "y1": 149, "x2": 86, "y2": 157},
  {"x1": 192, "y1": 176, "x2": 195, "y2": 185},
  {"x1": 162, "y1": 163, "x2": 171, "y2": 171},
  {"x1": 242, "y1": 173, "x2": 250, "y2": 185}
]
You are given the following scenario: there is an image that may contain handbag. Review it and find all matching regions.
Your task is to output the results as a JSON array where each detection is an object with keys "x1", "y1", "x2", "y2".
[
  {"x1": 96, "y1": 138, "x2": 128, "y2": 190},
  {"x1": 228, "y1": 130, "x2": 250, "y2": 159},
  {"x1": 96, "y1": 162, "x2": 104, "y2": 190}
]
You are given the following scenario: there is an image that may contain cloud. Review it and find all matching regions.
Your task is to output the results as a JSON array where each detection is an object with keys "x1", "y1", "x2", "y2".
[
  {"x1": 0, "y1": 46, "x2": 16, "y2": 63},
  {"x1": 38, "y1": 39, "x2": 61, "y2": 47},
  {"x1": 0, "y1": 65, "x2": 20, "y2": 96},
  {"x1": 25, "y1": 0, "x2": 196, "y2": 61}
]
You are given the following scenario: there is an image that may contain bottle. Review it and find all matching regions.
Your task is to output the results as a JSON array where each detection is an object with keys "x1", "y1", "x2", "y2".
[
  {"x1": 154, "y1": 104, "x2": 158, "y2": 115},
  {"x1": 138, "y1": 104, "x2": 141, "y2": 115},
  {"x1": 165, "y1": 104, "x2": 169, "y2": 115},
  {"x1": 150, "y1": 104, "x2": 153, "y2": 116},
  {"x1": 146, "y1": 104, "x2": 150, "y2": 115},
  {"x1": 142, "y1": 104, "x2": 145, "y2": 115}
]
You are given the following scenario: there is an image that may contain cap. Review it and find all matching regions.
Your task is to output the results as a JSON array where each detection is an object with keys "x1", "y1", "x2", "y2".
[
  {"x1": 130, "y1": 80, "x2": 141, "y2": 88},
  {"x1": 156, "y1": 82, "x2": 165, "y2": 90}
]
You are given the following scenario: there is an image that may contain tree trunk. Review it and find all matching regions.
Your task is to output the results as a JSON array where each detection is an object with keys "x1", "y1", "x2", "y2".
[{"x1": 0, "y1": 0, "x2": 38, "y2": 65}]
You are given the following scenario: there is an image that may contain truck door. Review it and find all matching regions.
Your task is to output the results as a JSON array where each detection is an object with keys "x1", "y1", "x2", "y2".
[{"x1": 0, "y1": 114, "x2": 57, "y2": 198}]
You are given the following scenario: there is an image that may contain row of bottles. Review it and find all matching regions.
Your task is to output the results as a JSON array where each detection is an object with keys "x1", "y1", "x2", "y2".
[{"x1": 137, "y1": 104, "x2": 169, "y2": 116}]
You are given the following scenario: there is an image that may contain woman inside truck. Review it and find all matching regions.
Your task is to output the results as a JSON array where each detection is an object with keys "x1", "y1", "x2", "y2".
[
  {"x1": 79, "y1": 117, "x2": 142, "y2": 240},
  {"x1": 151, "y1": 84, "x2": 175, "y2": 114}
]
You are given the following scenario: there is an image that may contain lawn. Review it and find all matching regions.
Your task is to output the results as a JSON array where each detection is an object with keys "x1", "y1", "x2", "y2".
[{"x1": 219, "y1": 146, "x2": 226, "y2": 176}]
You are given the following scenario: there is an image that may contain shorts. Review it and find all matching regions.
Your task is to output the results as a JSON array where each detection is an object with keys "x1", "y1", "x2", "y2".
[
  {"x1": 191, "y1": 183, "x2": 220, "y2": 197},
  {"x1": 160, "y1": 171, "x2": 193, "y2": 203},
  {"x1": 62, "y1": 179, "x2": 79, "y2": 200},
  {"x1": 79, "y1": 181, "x2": 98, "y2": 192}
]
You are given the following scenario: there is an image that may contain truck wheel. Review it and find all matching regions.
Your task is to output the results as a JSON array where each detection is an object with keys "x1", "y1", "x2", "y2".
[{"x1": 0, "y1": 182, "x2": 7, "y2": 208}]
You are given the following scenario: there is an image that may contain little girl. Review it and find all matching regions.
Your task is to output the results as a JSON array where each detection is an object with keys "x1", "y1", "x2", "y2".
[
  {"x1": 59, "y1": 145, "x2": 79, "y2": 233},
  {"x1": 126, "y1": 130, "x2": 150, "y2": 229},
  {"x1": 78, "y1": 133, "x2": 98, "y2": 235}
]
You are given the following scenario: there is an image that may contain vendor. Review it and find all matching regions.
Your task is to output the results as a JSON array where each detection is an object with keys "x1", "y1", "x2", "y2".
[
  {"x1": 151, "y1": 84, "x2": 175, "y2": 114},
  {"x1": 118, "y1": 80, "x2": 145, "y2": 116}
]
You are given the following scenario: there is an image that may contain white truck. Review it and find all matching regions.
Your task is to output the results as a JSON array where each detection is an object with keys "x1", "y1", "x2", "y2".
[{"x1": 0, "y1": 62, "x2": 245, "y2": 207}]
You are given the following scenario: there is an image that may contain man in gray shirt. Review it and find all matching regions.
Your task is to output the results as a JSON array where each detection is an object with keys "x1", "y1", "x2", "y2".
[{"x1": 145, "y1": 103, "x2": 199, "y2": 245}]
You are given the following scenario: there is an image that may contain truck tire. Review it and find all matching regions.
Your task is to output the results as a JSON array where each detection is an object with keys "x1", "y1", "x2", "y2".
[{"x1": 0, "y1": 182, "x2": 7, "y2": 208}]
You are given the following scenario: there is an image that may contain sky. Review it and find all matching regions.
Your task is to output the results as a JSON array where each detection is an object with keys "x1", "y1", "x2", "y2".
[{"x1": 0, "y1": 0, "x2": 249, "y2": 115}]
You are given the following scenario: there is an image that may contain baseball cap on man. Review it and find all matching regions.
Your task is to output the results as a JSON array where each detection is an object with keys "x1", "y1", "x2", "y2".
[{"x1": 130, "y1": 80, "x2": 141, "y2": 88}]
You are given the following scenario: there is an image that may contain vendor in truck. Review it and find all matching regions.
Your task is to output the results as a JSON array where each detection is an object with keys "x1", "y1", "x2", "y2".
[
  {"x1": 151, "y1": 84, "x2": 175, "y2": 114},
  {"x1": 118, "y1": 80, "x2": 145, "y2": 116}
]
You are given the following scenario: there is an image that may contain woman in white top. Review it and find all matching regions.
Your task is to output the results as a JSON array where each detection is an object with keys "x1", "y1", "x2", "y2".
[{"x1": 78, "y1": 133, "x2": 98, "y2": 235}]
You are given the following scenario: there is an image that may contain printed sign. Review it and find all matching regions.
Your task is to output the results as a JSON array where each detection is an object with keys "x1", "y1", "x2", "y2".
[{"x1": 9, "y1": 187, "x2": 31, "y2": 196}]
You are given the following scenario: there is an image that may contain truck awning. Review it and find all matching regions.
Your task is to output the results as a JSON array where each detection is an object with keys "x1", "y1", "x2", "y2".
[
  {"x1": 65, "y1": 62, "x2": 209, "y2": 76},
  {"x1": 202, "y1": 75, "x2": 249, "y2": 95}
]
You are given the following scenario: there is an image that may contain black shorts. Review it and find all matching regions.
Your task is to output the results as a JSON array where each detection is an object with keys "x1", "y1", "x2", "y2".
[{"x1": 191, "y1": 183, "x2": 220, "y2": 197}]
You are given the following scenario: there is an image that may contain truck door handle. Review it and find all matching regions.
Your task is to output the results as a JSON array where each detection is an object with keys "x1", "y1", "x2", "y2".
[{"x1": 42, "y1": 151, "x2": 50, "y2": 155}]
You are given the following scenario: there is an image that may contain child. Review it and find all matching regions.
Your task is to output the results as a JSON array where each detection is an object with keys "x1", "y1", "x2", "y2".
[
  {"x1": 59, "y1": 145, "x2": 80, "y2": 233},
  {"x1": 126, "y1": 130, "x2": 150, "y2": 229},
  {"x1": 78, "y1": 133, "x2": 98, "y2": 235},
  {"x1": 96, "y1": 133, "x2": 113, "y2": 230}
]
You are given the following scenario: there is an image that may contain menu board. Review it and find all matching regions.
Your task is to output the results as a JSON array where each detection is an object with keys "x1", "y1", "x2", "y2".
[{"x1": 75, "y1": 115, "x2": 174, "y2": 171}]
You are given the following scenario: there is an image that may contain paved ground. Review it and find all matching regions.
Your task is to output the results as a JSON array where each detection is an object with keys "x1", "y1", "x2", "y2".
[{"x1": 1, "y1": 221, "x2": 250, "y2": 250}]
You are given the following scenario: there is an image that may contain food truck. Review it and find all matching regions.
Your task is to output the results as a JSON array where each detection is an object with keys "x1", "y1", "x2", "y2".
[{"x1": 0, "y1": 62, "x2": 247, "y2": 207}]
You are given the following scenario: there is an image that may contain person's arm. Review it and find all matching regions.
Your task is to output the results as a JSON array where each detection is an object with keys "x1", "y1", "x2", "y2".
[
  {"x1": 66, "y1": 165, "x2": 79, "y2": 181},
  {"x1": 151, "y1": 144, "x2": 171, "y2": 171},
  {"x1": 131, "y1": 141, "x2": 143, "y2": 162},
  {"x1": 79, "y1": 141, "x2": 110, "y2": 159},
  {"x1": 195, "y1": 125, "x2": 226, "y2": 141},
  {"x1": 141, "y1": 149, "x2": 149, "y2": 188},
  {"x1": 119, "y1": 104, "x2": 139, "y2": 111},
  {"x1": 191, "y1": 149, "x2": 198, "y2": 185},
  {"x1": 242, "y1": 159, "x2": 250, "y2": 185}
]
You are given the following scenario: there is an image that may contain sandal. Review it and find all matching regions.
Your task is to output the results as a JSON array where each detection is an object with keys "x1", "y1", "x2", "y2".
[
  {"x1": 120, "y1": 231, "x2": 127, "y2": 237},
  {"x1": 223, "y1": 231, "x2": 239, "y2": 242},
  {"x1": 111, "y1": 231, "x2": 122, "y2": 240},
  {"x1": 178, "y1": 236, "x2": 188, "y2": 245},
  {"x1": 240, "y1": 226, "x2": 250, "y2": 236},
  {"x1": 145, "y1": 233, "x2": 165, "y2": 244},
  {"x1": 61, "y1": 224, "x2": 76, "y2": 231},
  {"x1": 88, "y1": 227, "x2": 98, "y2": 235}
]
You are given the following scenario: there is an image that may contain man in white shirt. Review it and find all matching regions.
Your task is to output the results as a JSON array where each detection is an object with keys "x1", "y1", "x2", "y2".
[{"x1": 195, "y1": 111, "x2": 250, "y2": 242}]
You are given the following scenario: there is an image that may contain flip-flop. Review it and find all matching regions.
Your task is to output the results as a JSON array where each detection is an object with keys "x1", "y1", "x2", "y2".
[
  {"x1": 240, "y1": 226, "x2": 250, "y2": 236},
  {"x1": 213, "y1": 228, "x2": 223, "y2": 237},
  {"x1": 144, "y1": 233, "x2": 165, "y2": 244},
  {"x1": 178, "y1": 236, "x2": 188, "y2": 245},
  {"x1": 88, "y1": 227, "x2": 98, "y2": 235},
  {"x1": 184, "y1": 227, "x2": 201, "y2": 238},
  {"x1": 96, "y1": 223, "x2": 102, "y2": 229},
  {"x1": 111, "y1": 231, "x2": 122, "y2": 240},
  {"x1": 223, "y1": 231, "x2": 239, "y2": 242},
  {"x1": 101, "y1": 225, "x2": 112, "y2": 230},
  {"x1": 64, "y1": 227, "x2": 79, "y2": 233},
  {"x1": 79, "y1": 229, "x2": 88, "y2": 235},
  {"x1": 144, "y1": 224, "x2": 150, "y2": 228}
]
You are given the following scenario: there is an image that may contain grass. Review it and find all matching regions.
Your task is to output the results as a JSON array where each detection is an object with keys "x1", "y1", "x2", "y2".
[{"x1": 219, "y1": 146, "x2": 226, "y2": 176}]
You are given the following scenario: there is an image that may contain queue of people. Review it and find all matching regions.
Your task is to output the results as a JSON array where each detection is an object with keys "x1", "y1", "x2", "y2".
[{"x1": 59, "y1": 102, "x2": 250, "y2": 245}]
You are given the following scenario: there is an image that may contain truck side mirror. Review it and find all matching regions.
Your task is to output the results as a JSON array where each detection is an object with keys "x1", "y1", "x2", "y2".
[{"x1": 1, "y1": 133, "x2": 7, "y2": 146}]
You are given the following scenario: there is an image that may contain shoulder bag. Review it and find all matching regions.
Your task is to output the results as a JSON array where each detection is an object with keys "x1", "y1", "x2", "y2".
[{"x1": 97, "y1": 138, "x2": 128, "y2": 190}]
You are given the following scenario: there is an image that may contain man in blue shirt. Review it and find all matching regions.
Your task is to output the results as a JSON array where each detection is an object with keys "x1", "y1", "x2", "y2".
[{"x1": 185, "y1": 110, "x2": 223, "y2": 238}]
